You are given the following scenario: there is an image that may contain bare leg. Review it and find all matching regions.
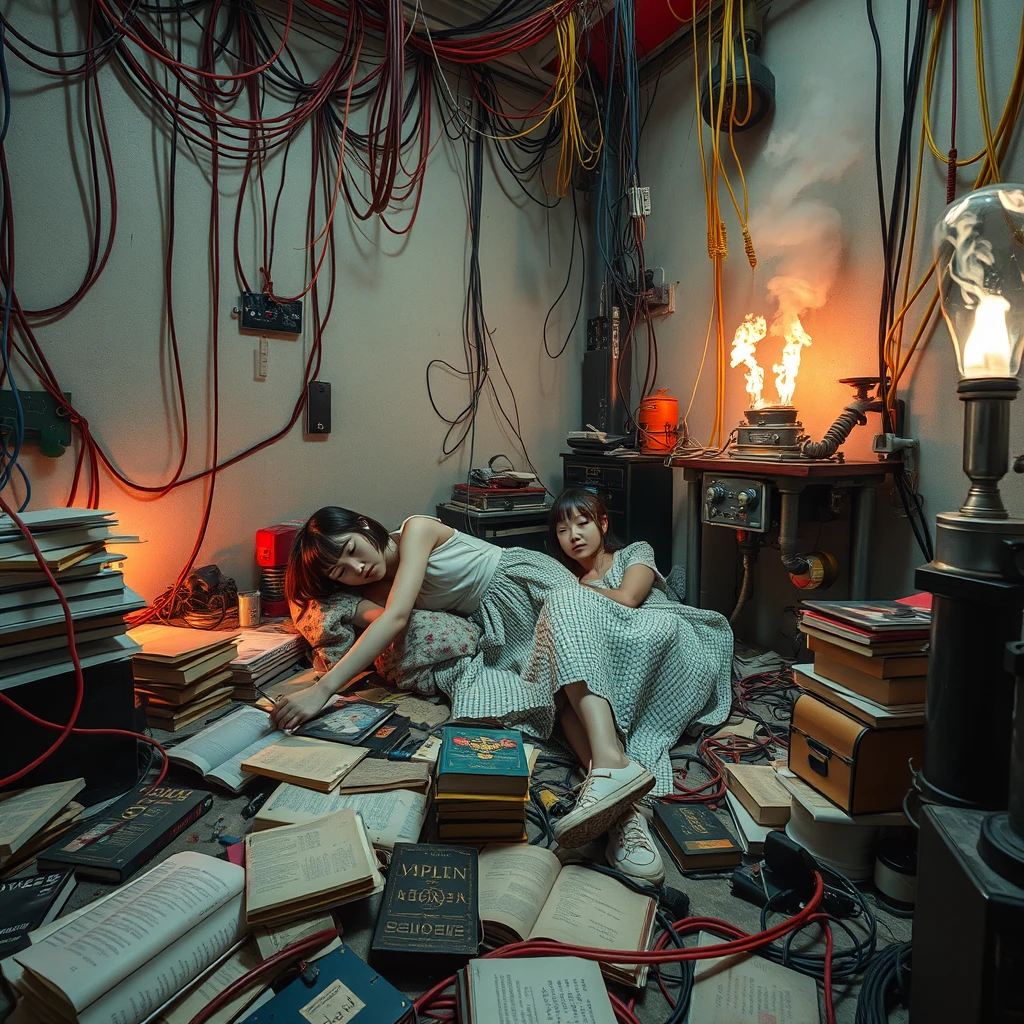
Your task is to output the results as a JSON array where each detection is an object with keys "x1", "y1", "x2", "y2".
[
  {"x1": 558, "y1": 703, "x2": 593, "y2": 770},
  {"x1": 562, "y1": 681, "x2": 628, "y2": 770}
]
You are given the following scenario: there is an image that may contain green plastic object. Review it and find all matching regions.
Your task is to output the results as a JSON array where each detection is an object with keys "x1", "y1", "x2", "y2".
[{"x1": 0, "y1": 390, "x2": 72, "y2": 458}]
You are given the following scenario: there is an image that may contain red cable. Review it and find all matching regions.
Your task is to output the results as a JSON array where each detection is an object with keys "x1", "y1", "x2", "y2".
[
  {"x1": 414, "y1": 876, "x2": 826, "y2": 1016},
  {"x1": 187, "y1": 928, "x2": 338, "y2": 1024}
]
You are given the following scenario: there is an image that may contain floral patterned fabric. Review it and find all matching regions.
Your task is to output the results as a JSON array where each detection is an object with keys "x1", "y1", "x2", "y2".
[{"x1": 290, "y1": 591, "x2": 478, "y2": 695}]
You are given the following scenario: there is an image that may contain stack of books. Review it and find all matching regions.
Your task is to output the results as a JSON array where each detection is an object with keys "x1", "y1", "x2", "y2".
[
  {"x1": 796, "y1": 597, "x2": 930, "y2": 723},
  {"x1": 128, "y1": 624, "x2": 240, "y2": 731},
  {"x1": 0, "y1": 508, "x2": 144, "y2": 690},
  {"x1": 0, "y1": 778, "x2": 86, "y2": 879},
  {"x1": 432, "y1": 726, "x2": 531, "y2": 844},
  {"x1": 448, "y1": 482, "x2": 548, "y2": 513},
  {"x1": 229, "y1": 624, "x2": 309, "y2": 700}
]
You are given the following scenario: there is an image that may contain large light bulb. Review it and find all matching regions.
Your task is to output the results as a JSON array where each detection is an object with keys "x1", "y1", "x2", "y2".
[{"x1": 934, "y1": 185, "x2": 1024, "y2": 380}]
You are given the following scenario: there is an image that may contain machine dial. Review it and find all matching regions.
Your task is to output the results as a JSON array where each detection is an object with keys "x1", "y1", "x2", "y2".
[
  {"x1": 705, "y1": 484, "x2": 726, "y2": 504},
  {"x1": 737, "y1": 488, "x2": 760, "y2": 509}
]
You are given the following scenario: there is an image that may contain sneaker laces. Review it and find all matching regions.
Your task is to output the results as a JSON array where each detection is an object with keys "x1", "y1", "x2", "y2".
[
  {"x1": 568, "y1": 776, "x2": 600, "y2": 812},
  {"x1": 614, "y1": 814, "x2": 654, "y2": 855}
]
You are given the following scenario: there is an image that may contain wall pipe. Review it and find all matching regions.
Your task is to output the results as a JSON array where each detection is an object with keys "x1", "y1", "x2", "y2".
[{"x1": 778, "y1": 488, "x2": 809, "y2": 577}]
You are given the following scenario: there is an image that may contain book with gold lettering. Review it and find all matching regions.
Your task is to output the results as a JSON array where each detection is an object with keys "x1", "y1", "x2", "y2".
[
  {"x1": 652, "y1": 801, "x2": 742, "y2": 872},
  {"x1": 370, "y1": 843, "x2": 479, "y2": 965}
]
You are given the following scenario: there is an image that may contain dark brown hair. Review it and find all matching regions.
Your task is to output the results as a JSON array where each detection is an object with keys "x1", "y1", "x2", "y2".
[
  {"x1": 285, "y1": 506, "x2": 391, "y2": 612},
  {"x1": 546, "y1": 488, "x2": 622, "y2": 575}
]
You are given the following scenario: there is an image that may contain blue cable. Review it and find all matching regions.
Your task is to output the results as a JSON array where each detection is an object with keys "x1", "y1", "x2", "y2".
[{"x1": 0, "y1": 17, "x2": 23, "y2": 505}]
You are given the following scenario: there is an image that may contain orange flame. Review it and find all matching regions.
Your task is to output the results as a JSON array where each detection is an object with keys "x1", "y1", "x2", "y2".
[
  {"x1": 773, "y1": 318, "x2": 812, "y2": 406},
  {"x1": 731, "y1": 313, "x2": 813, "y2": 408},
  {"x1": 729, "y1": 314, "x2": 768, "y2": 409}
]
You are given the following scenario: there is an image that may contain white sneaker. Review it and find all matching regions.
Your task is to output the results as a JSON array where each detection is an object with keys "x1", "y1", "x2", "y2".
[
  {"x1": 553, "y1": 760, "x2": 656, "y2": 849},
  {"x1": 606, "y1": 806, "x2": 665, "y2": 885}
]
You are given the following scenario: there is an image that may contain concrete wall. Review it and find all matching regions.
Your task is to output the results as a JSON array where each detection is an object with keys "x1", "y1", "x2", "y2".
[
  {"x1": 640, "y1": 0, "x2": 1024, "y2": 649},
  {"x1": 5, "y1": 4, "x2": 583, "y2": 600}
]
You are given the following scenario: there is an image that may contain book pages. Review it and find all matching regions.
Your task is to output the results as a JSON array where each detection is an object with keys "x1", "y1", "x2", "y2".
[
  {"x1": 240, "y1": 737, "x2": 368, "y2": 791},
  {"x1": 0, "y1": 780, "x2": 85, "y2": 859},
  {"x1": 169, "y1": 707, "x2": 282, "y2": 788},
  {"x1": 245, "y1": 810, "x2": 381, "y2": 921},
  {"x1": 478, "y1": 844, "x2": 561, "y2": 944},
  {"x1": 156, "y1": 940, "x2": 264, "y2": 1024},
  {"x1": 256, "y1": 784, "x2": 427, "y2": 850},
  {"x1": 12, "y1": 853, "x2": 243, "y2": 1014},
  {"x1": 253, "y1": 912, "x2": 340, "y2": 961}
]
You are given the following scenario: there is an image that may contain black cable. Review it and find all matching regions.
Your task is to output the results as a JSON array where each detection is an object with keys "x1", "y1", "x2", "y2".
[{"x1": 855, "y1": 941, "x2": 912, "y2": 1024}]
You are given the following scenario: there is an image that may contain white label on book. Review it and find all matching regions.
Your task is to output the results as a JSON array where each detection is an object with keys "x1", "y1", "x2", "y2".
[{"x1": 299, "y1": 979, "x2": 365, "y2": 1023}]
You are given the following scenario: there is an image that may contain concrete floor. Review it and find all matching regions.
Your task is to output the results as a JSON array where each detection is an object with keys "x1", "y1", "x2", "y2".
[{"x1": 1, "y1": 699, "x2": 914, "y2": 1024}]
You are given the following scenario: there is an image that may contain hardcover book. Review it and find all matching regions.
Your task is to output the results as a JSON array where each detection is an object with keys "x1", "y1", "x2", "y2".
[
  {"x1": 36, "y1": 785, "x2": 213, "y2": 882},
  {"x1": 651, "y1": 802, "x2": 742, "y2": 872},
  {"x1": 436, "y1": 727, "x2": 529, "y2": 797},
  {"x1": 371, "y1": 843, "x2": 479, "y2": 964},
  {"x1": 800, "y1": 598, "x2": 931, "y2": 632},
  {"x1": 238, "y1": 946, "x2": 413, "y2": 1024},
  {"x1": 296, "y1": 699, "x2": 397, "y2": 746},
  {"x1": 0, "y1": 870, "x2": 76, "y2": 958}
]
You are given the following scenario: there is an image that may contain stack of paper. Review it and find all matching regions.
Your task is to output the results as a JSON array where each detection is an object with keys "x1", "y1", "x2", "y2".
[
  {"x1": 229, "y1": 624, "x2": 308, "y2": 700},
  {"x1": 0, "y1": 779, "x2": 86, "y2": 879},
  {"x1": 0, "y1": 508, "x2": 144, "y2": 688},
  {"x1": 129, "y1": 624, "x2": 240, "y2": 731}
]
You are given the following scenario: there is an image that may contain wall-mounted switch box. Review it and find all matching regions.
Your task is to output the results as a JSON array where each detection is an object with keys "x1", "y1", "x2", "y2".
[
  {"x1": 240, "y1": 291, "x2": 302, "y2": 334},
  {"x1": 306, "y1": 381, "x2": 331, "y2": 435}
]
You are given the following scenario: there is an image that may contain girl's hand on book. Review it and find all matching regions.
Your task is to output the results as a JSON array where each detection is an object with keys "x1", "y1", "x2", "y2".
[{"x1": 270, "y1": 684, "x2": 331, "y2": 732}]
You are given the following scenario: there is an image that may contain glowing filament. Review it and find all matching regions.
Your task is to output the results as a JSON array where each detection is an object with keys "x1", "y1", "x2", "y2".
[
  {"x1": 773, "y1": 319, "x2": 812, "y2": 406},
  {"x1": 730, "y1": 314, "x2": 768, "y2": 408},
  {"x1": 962, "y1": 293, "x2": 1012, "y2": 377}
]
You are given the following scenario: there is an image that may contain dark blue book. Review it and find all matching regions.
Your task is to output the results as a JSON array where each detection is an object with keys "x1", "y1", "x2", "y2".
[
  {"x1": 238, "y1": 945, "x2": 413, "y2": 1023},
  {"x1": 436, "y1": 726, "x2": 529, "y2": 796}
]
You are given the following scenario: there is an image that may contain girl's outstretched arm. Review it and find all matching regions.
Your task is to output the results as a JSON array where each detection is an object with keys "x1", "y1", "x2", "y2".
[
  {"x1": 271, "y1": 517, "x2": 448, "y2": 730},
  {"x1": 584, "y1": 563, "x2": 656, "y2": 608}
]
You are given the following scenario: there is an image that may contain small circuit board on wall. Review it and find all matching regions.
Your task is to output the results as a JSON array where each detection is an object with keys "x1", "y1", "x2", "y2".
[
  {"x1": 0, "y1": 390, "x2": 72, "y2": 457},
  {"x1": 239, "y1": 291, "x2": 303, "y2": 335}
]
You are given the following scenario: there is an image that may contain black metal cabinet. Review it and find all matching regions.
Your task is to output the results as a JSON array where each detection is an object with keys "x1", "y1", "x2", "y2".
[
  {"x1": 560, "y1": 453, "x2": 673, "y2": 570},
  {"x1": 436, "y1": 503, "x2": 549, "y2": 552}
]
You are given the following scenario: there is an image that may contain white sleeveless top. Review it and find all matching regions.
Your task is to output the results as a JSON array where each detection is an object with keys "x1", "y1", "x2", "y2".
[{"x1": 390, "y1": 516, "x2": 502, "y2": 616}]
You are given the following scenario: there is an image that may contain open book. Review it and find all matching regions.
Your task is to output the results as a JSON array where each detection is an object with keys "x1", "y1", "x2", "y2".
[
  {"x1": 477, "y1": 845, "x2": 655, "y2": 987},
  {"x1": 245, "y1": 809, "x2": 384, "y2": 926},
  {"x1": 253, "y1": 783, "x2": 428, "y2": 852},
  {"x1": 168, "y1": 707, "x2": 283, "y2": 793},
  {"x1": 8, "y1": 852, "x2": 245, "y2": 1024}
]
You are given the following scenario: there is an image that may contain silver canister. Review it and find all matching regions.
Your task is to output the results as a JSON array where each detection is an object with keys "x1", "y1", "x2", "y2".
[{"x1": 238, "y1": 591, "x2": 261, "y2": 627}]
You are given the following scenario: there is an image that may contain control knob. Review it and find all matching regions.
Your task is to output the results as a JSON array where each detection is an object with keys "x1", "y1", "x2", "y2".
[
  {"x1": 705, "y1": 484, "x2": 726, "y2": 504},
  {"x1": 737, "y1": 488, "x2": 760, "y2": 509}
]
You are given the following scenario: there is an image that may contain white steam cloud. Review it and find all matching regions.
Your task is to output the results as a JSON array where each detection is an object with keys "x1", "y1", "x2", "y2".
[{"x1": 749, "y1": 86, "x2": 860, "y2": 345}]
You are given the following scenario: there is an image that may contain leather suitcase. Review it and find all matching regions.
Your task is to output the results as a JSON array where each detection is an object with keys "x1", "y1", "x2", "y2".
[{"x1": 788, "y1": 692, "x2": 923, "y2": 814}]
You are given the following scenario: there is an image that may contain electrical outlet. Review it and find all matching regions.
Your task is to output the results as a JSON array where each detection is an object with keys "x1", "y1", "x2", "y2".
[
  {"x1": 649, "y1": 283, "x2": 676, "y2": 317},
  {"x1": 239, "y1": 291, "x2": 302, "y2": 335},
  {"x1": 627, "y1": 185, "x2": 651, "y2": 217}
]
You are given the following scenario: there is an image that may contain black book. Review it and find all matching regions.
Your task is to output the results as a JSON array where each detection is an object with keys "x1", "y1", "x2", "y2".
[
  {"x1": 296, "y1": 700, "x2": 397, "y2": 746},
  {"x1": 361, "y1": 714, "x2": 412, "y2": 758},
  {"x1": 37, "y1": 785, "x2": 213, "y2": 883},
  {"x1": 371, "y1": 843, "x2": 479, "y2": 966},
  {"x1": 0, "y1": 870, "x2": 76, "y2": 958},
  {"x1": 652, "y1": 801, "x2": 743, "y2": 872}
]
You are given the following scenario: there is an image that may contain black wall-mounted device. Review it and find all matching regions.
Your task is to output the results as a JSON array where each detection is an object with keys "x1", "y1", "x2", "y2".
[
  {"x1": 240, "y1": 291, "x2": 303, "y2": 334},
  {"x1": 306, "y1": 381, "x2": 331, "y2": 435}
]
